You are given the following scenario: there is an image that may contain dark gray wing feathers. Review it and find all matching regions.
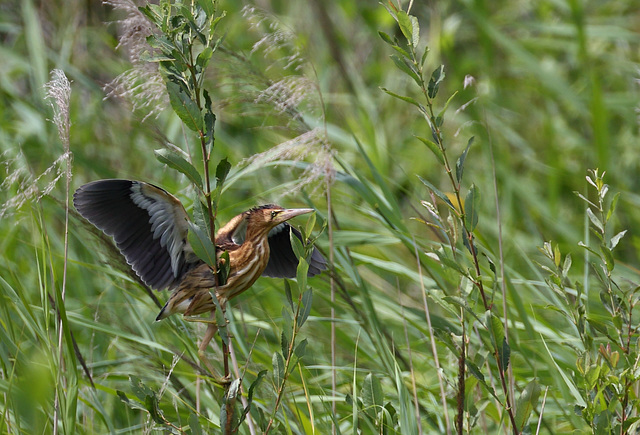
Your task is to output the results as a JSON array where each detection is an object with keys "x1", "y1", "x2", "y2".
[
  {"x1": 73, "y1": 179, "x2": 192, "y2": 290},
  {"x1": 262, "y1": 223, "x2": 327, "y2": 279}
]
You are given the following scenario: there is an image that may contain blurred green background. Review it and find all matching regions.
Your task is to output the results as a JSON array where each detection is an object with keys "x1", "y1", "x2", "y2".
[{"x1": 1, "y1": 0, "x2": 639, "y2": 433}]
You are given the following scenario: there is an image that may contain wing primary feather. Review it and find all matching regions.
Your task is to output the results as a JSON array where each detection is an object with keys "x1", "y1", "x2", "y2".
[{"x1": 74, "y1": 179, "x2": 197, "y2": 291}]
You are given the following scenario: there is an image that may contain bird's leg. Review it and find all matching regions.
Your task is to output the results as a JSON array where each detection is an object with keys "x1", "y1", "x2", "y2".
[
  {"x1": 200, "y1": 320, "x2": 230, "y2": 385},
  {"x1": 183, "y1": 312, "x2": 230, "y2": 385}
]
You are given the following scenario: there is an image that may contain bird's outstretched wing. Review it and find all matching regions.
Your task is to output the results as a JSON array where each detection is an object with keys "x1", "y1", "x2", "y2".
[
  {"x1": 262, "y1": 222, "x2": 327, "y2": 278},
  {"x1": 73, "y1": 179, "x2": 195, "y2": 290}
]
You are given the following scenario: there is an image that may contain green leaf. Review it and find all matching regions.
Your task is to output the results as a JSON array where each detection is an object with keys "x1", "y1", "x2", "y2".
[
  {"x1": 304, "y1": 213, "x2": 316, "y2": 243},
  {"x1": 464, "y1": 184, "x2": 480, "y2": 231},
  {"x1": 117, "y1": 391, "x2": 146, "y2": 411},
  {"x1": 455, "y1": 137, "x2": 474, "y2": 183},
  {"x1": 515, "y1": 381, "x2": 541, "y2": 431},
  {"x1": 585, "y1": 365, "x2": 600, "y2": 389},
  {"x1": 290, "y1": 227, "x2": 305, "y2": 260},
  {"x1": 296, "y1": 257, "x2": 309, "y2": 295},
  {"x1": 500, "y1": 338, "x2": 511, "y2": 371},
  {"x1": 197, "y1": 0, "x2": 215, "y2": 17},
  {"x1": 130, "y1": 375, "x2": 153, "y2": 402},
  {"x1": 284, "y1": 280, "x2": 294, "y2": 311},
  {"x1": 203, "y1": 90, "x2": 216, "y2": 156},
  {"x1": 138, "y1": 4, "x2": 162, "y2": 25},
  {"x1": 381, "y1": 87, "x2": 423, "y2": 111},
  {"x1": 428, "y1": 65, "x2": 445, "y2": 99},
  {"x1": 192, "y1": 198, "x2": 211, "y2": 236},
  {"x1": 166, "y1": 80, "x2": 203, "y2": 132},
  {"x1": 610, "y1": 230, "x2": 627, "y2": 249},
  {"x1": 421, "y1": 45, "x2": 429, "y2": 66},
  {"x1": 238, "y1": 370, "x2": 267, "y2": 427},
  {"x1": 196, "y1": 46, "x2": 213, "y2": 69},
  {"x1": 189, "y1": 413, "x2": 203, "y2": 435},
  {"x1": 280, "y1": 330, "x2": 290, "y2": 361},
  {"x1": 586, "y1": 208, "x2": 603, "y2": 233},
  {"x1": 601, "y1": 245, "x2": 614, "y2": 272},
  {"x1": 361, "y1": 373, "x2": 383, "y2": 420},
  {"x1": 298, "y1": 288, "x2": 312, "y2": 327},
  {"x1": 294, "y1": 338, "x2": 308, "y2": 359},
  {"x1": 154, "y1": 148, "x2": 203, "y2": 189},
  {"x1": 487, "y1": 312, "x2": 505, "y2": 349},
  {"x1": 273, "y1": 352, "x2": 285, "y2": 387},
  {"x1": 415, "y1": 136, "x2": 444, "y2": 164},
  {"x1": 607, "y1": 192, "x2": 620, "y2": 221},
  {"x1": 396, "y1": 11, "x2": 414, "y2": 46},
  {"x1": 466, "y1": 361, "x2": 485, "y2": 382},
  {"x1": 215, "y1": 157, "x2": 231, "y2": 189},
  {"x1": 188, "y1": 222, "x2": 217, "y2": 269},
  {"x1": 390, "y1": 55, "x2": 421, "y2": 86},
  {"x1": 438, "y1": 90, "x2": 459, "y2": 120},
  {"x1": 410, "y1": 15, "x2": 420, "y2": 47},
  {"x1": 417, "y1": 175, "x2": 456, "y2": 213},
  {"x1": 378, "y1": 31, "x2": 395, "y2": 46}
]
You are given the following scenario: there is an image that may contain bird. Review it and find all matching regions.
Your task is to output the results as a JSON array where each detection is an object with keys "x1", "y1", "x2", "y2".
[{"x1": 73, "y1": 179, "x2": 326, "y2": 359}]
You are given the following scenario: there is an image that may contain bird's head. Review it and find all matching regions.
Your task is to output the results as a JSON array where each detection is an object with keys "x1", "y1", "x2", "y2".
[{"x1": 245, "y1": 204, "x2": 314, "y2": 237}]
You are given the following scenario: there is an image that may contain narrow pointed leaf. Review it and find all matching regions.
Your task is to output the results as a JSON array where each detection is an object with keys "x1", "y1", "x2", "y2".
[
  {"x1": 361, "y1": 373, "x2": 384, "y2": 420},
  {"x1": 464, "y1": 184, "x2": 480, "y2": 231},
  {"x1": 215, "y1": 157, "x2": 231, "y2": 189},
  {"x1": 610, "y1": 230, "x2": 627, "y2": 249},
  {"x1": 455, "y1": 137, "x2": 474, "y2": 183},
  {"x1": 188, "y1": 222, "x2": 217, "y2": 268},
  {"x1": 415, "y1": 136, "x2": 444, "y2": 164},
  {"x1": 381, "y1": 87, "x2": 423, "y2": 110},
  {"x1": 500, "y1": 337, "x2": 511, "y2": 371},
  {"x1": 155, "y1": 148, "x2": 203, "y2": 189},
  {"x1": 428, "y1": 65, "x2": 445, "y2": 99},
  {"x1": 378, "y1": 31, "x2": 395, "y2": 46},
  {"x1": 607, "y1": 192, "x2": 620, "y2": 220},
  {"x1": 273, "y1": 352, "x2": 285, "y2": 387},
  {"x1": 417, "y1": 175, "x2": 456, "y2": 212},
  {"x1": 515, "y1": 381, "x2": 541, "y2": 431},
  {"x1": 396, "y1": 11, "x2": 414, "y2": 45},
  {"x1": 298, "y1": 288, "x2": 312, "y2": 327},
  {"x1": 166, "y1": 80, "x2": 203, "y2": 132},
  {"x1": 189, "y1": 413, "x2": 203, "y2": 435},
  {"x1": 390, "y1": 55, "x2": 422, "y2": 86},
  {"x1": 410, "y1": 15, "x2": 420, "y2": 47}
]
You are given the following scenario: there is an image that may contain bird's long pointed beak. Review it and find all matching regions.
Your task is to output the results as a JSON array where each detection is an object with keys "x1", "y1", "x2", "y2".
[{"x1": 280, "y1": 208, "x2": 314, "y2": 222}]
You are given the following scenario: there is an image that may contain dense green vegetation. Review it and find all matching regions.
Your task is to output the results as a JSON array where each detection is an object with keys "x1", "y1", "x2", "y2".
[{"x1": 1, "y1": 0, "x2": 639, "y2": 433}]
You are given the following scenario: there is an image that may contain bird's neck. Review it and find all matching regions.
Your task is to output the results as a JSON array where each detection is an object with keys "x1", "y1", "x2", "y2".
[{"x1": 244, "y1": 226, "x2": 272, "y2": 243}]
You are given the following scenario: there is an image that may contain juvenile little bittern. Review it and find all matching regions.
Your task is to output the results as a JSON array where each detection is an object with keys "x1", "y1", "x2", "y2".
[{"x1": 73, "y1": 179, "x2": 326, "y2": 356}]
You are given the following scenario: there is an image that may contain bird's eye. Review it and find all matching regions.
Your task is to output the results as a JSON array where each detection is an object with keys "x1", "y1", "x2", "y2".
[{"x1": 270, "y1": 210, "x2": 277, "y2": 219}]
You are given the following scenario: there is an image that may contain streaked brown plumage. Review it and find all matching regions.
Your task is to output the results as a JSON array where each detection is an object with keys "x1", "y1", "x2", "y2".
[{"x1": 73, "y1": 179, "x2": 326, "y2": 355}]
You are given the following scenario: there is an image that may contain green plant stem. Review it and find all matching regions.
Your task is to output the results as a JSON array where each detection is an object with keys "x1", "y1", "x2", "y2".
[
  {"x1": 404, "y1": 29, "x2": 517, "y2": 432},
  {"x1": 264, "y1": 295, "x2": 304, "y2": 434}
]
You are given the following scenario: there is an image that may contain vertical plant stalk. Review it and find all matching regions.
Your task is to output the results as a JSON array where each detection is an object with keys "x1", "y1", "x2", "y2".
[
  {"x1": 45, "y1": 69, "x2": 72, "y2": 435},
  {"x1": 327, "y1": 182, "x2": 337, "y2": 435},
  {"x1": 535, "y1": 387, "x2": 549, "y2": 435},
  {"x1": 413, "y1": 238, "x2": 450, "y2": 434},
  {"x1": 230, "y1": 339, "x2": 258, "y2": 435},
  {"x1": 185, "y1": 41, "x2": 230, "y2": 381},
  {"x1": 400, "y1": 23, "x2": 518, "y2": 432},
  {"x1": 455, "y1": 325, "x2": 465, "y2": 435},
  {"x1": 264, "y1": 293, "x2": 305, "y2": 434},
  {"x1": 486, "y1": 109, "x2": 515, "y2": 407},
  {"x1": 398, "y1": 280, "x2": 423, "y2": 435}
]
